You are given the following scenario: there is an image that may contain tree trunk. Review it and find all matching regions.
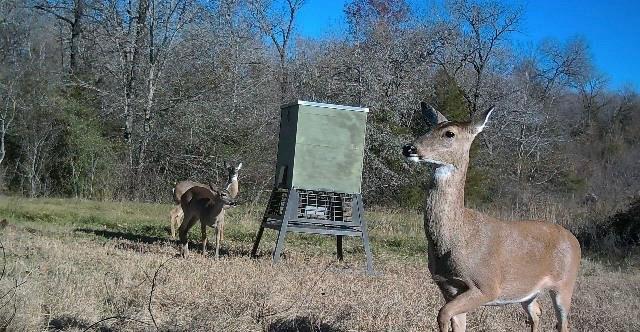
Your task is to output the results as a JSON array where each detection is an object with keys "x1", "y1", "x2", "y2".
[
  {"x1": 69, "y1": 0, "x2": 84, "y2": 73},
  {"x1": 0, "y1": 119, "x2": 6, "y2": 166},
  {"x1": 134, "y1": 62, "x2": 157, "y2": 199},
  {"x1": 279, "y1": 51, "x2": 287, "y2": 101},
  {"x1": 123, "y1": 0, "x2": 149, "y2": 198}
]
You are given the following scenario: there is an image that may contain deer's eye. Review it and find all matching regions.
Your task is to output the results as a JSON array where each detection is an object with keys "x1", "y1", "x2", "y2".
[{"x1": 444, "y1": 131, "x2": 455, "y2": 138}]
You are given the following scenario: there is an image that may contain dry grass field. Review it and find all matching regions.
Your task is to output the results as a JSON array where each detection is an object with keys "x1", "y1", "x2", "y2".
[{"x1": 0, "y1": 197, "x2": 638, "y2": 331}]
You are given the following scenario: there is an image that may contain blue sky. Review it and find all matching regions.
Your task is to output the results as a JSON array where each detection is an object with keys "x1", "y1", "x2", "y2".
[{"x1": 296, "y1": 0, "x2": 640, "y2": 90}]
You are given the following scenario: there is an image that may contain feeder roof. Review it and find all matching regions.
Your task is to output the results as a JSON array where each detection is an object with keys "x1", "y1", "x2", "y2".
[{"x1": 281, "y1": 100, "x2": 369, "y2": 113}]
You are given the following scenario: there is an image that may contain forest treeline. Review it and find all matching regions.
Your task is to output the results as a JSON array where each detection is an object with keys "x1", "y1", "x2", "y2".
[{"x1": 1, "y1": 0, "x2": 639, "y2": 216}]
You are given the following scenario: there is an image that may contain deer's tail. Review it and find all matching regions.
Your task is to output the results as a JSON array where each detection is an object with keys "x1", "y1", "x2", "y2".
[
  {"x1": 171, "y1": 182, "x2": 182, "y2": 204},
  {"x1": 171, "y1": 187, "x2": 178, "y2": 204}
]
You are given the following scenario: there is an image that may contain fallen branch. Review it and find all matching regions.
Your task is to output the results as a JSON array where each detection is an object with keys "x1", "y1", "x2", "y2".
[{"x1": 148, "y1": 256, "x2": 173, "y2": 331}]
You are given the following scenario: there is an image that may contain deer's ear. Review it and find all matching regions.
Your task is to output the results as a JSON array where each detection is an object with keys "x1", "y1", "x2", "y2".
[
  {"x1": 473, "y1": 106, "x2": 495, "y2": 134},
  {"x1": 421, "y1": 102, "x2": 448, "y2": 126},
  {"x1": 236, "y1": 162, "x2": 243, "y2": 171}
]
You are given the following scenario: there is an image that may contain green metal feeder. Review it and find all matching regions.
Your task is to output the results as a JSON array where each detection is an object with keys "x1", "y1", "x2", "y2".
[{"x1": 251, "y1": 100, "x2": 373, "y2": 274}]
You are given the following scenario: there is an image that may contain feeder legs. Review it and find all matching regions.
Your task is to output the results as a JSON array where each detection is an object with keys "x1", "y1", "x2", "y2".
[
  {"x1": 273, "y1": 189, "x2": 299, "y2": 263},
  {"x1": 361, "y1": 219, "x2": 374, "y2": 275},
  {"x1": 252, "y1": 189, "x2": 278, "y2": 258},
  {"x1": 337, "y1": 235, "x2": 344, "y2": 261},
  {"x1": 353, "y1": 194, "x2": 374, "y2": 275},
  {"x1": 251, "y1": 226, "x2": 264, "y2": 258},
  {"x1": 273, "y1": 222, "x2": 288, "y2": 263}
]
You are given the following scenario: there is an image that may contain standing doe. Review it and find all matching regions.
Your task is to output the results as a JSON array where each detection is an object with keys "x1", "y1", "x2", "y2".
[
  {"x1": 178, "y1": 185, "x2": 236, "y2": 258},
  {"x1": 170, "y1": 162, "x2": 242, "y2": 239},
  {"x1": 402, "y1": 103, "x2": 581, "y2": 332}
]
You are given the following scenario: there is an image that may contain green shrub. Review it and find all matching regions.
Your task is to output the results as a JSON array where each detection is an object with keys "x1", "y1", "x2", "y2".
[
  {"x1": 49, "y1": 97, "x2": 118, "y2": 199},
  {"x1": 465, "y1": 164, "x2": 494, "y2": 205},
  {"x1": 554, "y1": 169, "x2": 587, "y2": 194},
  {"x1": 397, "y1": 185, "x2": 425, "y2": 210}
]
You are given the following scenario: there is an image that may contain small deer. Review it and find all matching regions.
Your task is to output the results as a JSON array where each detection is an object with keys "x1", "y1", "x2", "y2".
[
  {"x1": 169, "y1": 205, "x2": 184, "y2": 238},
  {"x1": 169, "y1": 162, "x2": 242, "y2": 239},
  {"x1": 178, "y1": 185, "x2": 236, "y2": 258},
  {"x1": 402, "y1": 103, "x2": 581, "y2": 332},
  {"x1": 220, "y1": 161, "x2": 242, "y2": 241}
]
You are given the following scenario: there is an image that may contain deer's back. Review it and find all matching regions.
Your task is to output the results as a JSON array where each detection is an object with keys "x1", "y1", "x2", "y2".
[
  {"x1": 174, "y1": 180, "x2": 208, "y2": 203},
  {"x1": 180, "y1": 186, "x2": 224, "y2": 225}
]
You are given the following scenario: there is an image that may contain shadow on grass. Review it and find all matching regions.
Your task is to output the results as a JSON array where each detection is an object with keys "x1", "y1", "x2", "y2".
[
  {"x1": 48, "y1": 315, "x2": 113, "y2": 332},
  {"x1": 268, "y1": 316, "x2": 344, "y2": 332},
  {"x1": 74, "y1": 228, "x2": 168, "y2": 246},
  {"x1": 74, "y1": 227, "x2": 258, "y2": 258}
]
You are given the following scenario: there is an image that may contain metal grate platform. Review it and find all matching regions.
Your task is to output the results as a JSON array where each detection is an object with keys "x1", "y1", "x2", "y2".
[
  {"x1": 265, "y1": 189, "x2": 356, "y2": 224},
  {"x1": 252, "y1": 188, "x2": 373, "y2": 274}
]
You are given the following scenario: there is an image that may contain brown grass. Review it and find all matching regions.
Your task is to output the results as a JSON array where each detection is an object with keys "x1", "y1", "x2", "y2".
[{"x1": 0, "y1": 197, "x2": 638, "y2": 331}]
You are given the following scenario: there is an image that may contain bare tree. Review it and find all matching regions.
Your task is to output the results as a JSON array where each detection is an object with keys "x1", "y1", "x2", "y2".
[
  {"x1": 575, "y1": 72, "x2": 609, "y2": 129},
  {"x1": 34, "y1": 0, "x2": 85, "y2": 74},
  {"x1": 87, "y1": 0, "x2": 198, "y2": 197},
  {"x1": 0, "y1": 1, "x2": 29, "y2": 168},
  {"x1": 0, "y1": 81, "x2": 18, "y2": 166},
  {"x1": 433, "y1": 0, "x2": 522, "y2": 116},
  {"x1": 248, "y1": 0, "x2": 305, "y2": 101},
  {"x1": 0, "y1": 0, "x2": 634, "y2": 209},
  {"x1": 134, "y1": 0, "x2": 199, "y2": 192},
  {"x1": 535, "y1": 38, "x2": 591, "y2": 99}
]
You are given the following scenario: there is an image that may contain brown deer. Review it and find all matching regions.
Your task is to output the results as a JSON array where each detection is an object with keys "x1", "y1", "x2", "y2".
[
  {"x1": 169, "y1": 162, "x2": 242, "y2": 239},
  {"x1": 178, "y1": 185, "x2": 236, "y2": 258},
  {"x1": 170, "y1": 180, "x2": 209, "y2": 239},
  {"x1": 402, "y1": 103, "x2": 581, "y2": 332}
]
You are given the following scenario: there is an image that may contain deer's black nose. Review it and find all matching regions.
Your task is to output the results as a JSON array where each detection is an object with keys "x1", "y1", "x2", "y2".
[{"x1": 402, "y1": 144, "x2": 417, "y2": 157}]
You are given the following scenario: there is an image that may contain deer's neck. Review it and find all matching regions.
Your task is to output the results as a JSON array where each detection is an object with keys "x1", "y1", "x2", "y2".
[
  {"x1": 225, "y1": 176, "x2": 239, "y2": 198},
  {"x1": 424, "y1": 162, "x2": 471, "y2": 256}
]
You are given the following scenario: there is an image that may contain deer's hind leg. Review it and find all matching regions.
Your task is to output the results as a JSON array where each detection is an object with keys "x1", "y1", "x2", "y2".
[
  {"x1": 551, "y1": 284, "x2": 575, "y2": 332},
  {"x1": 178, "y1": 211, "x2": 198, "y2": 257}
]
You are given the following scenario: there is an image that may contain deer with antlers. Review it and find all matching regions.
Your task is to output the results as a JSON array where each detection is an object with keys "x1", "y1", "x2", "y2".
[
  {"x1": 402, "y1": 103, "x2": 581, "y2": 332},
  {"x1": 170, "y1": 162, "x2": 242, "y2": 240}
]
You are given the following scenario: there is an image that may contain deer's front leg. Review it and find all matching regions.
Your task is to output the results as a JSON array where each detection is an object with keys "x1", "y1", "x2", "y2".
[
  {"x1": 200, "y1": 222, "x2": 207, "y2": 255},
  {"x1": 438, "y1": 287, "x2": 496, "y2": 332},
  {"x1": 169, "y1": 207, "x2": 177, "y2": 239},
  {"x1": 170, "y1": 205, "x2": 183, "y2": 239},
  {"x1": 522, "y1": 297, "x2": 541, "y2": 332},
  {"x1": 436, "y1": 282, "x2": 467, "y2": 332},
  {"x1": 215, "y1": 222, "x2": 221, "y2": 259},
  {"x1": 450, "y1": 313, "x2": 466, "y2": 332}
]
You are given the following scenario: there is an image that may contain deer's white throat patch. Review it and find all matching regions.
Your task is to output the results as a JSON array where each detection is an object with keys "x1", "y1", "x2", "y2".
[{"x1": 434, "y1": 164, "x2": 455, "y2": 179}]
